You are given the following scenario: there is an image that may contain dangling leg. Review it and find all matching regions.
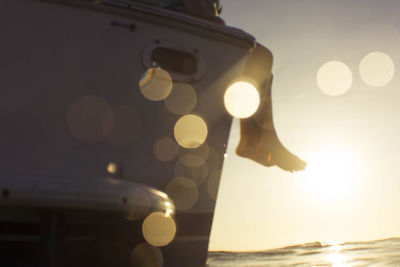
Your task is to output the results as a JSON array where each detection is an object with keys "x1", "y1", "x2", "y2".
[
  {"x1": 254, "y1": 78, "x2": 306, "y2": 172},
  {"x1": 236, "y1": 44, "x2": 306, "y2": 172}
]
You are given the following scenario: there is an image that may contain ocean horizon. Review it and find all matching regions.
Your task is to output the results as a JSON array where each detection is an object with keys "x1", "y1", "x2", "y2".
[{"x1": 207, "y1": 237, "x2": 400, "y2": 266}]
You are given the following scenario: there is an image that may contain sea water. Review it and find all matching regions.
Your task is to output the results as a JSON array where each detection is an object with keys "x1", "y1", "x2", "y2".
[{"x1": 207, "y1": 238, "x2": 400, "y2": 266}]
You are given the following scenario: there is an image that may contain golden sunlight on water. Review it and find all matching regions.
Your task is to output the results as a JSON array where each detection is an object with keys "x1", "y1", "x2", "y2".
[
  {"x1": 164, "y1": 82, "x2": 197, "y2": 115},
  {"x1": 317, "y1": 61, "x2": 353, "y2": 96},
  {"x1": 174, "y1": 114, "x2": 208, "y2": 149},
  {"x1": 326, "y1": 244, "x2": 349, "y2": 267},
  {"x1": 139, "y1": 68, "x2": 172, "y2": 101},
  {"x1": 142, "y1": 212, "x2": 176, "y2": 247},
  {"x1": 224, "y1": 81, "x2": 260, "y2": 118},
  {"x1": 303, "y1": 145, "x2": 360, "y2": 201},
  {"x1": 359, "y1": 52, "x2": 395, "y2": 87}
]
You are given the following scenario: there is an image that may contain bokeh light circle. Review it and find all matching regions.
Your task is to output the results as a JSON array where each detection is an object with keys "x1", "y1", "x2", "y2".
[
  {"x1": 317, "y1": 61, "x2": 353, "y2": 96},
  {"x1": 66, "y1": 95, "x2": 113, "y2": 143},
  {"x1": 178, "y1": 142, "x2": 210, "y2": 168},
  {"x1": 175, "y1": 161, "x2": 208, "y2": 186},
  {"x1": 174, "y1": 114, "x2": 208, "y2": 149},
  {"x1": 165, "y1": 177, "x2": 199, "y2": 211},
  {"x1": 164, "y1": 83, "x2": 197, "y2": 115},
  {"x1": 142, "y1": 212, "x2": 176, "y2": 247},
  {"x1": 130, "y1": 243, "x2": 163, "y2": 267},
  {"x1": 107, "y1": 162, "x2": 118, "y2": 174},
  {"x1": 224, "y1": 81, "x2": 260, "y2": 118},
  {"x1": 139, "y1": 68, "x2": 173, "y2": 101},
  {"x1": 359, "y1": 52, "x2": 395, "y2": 87},
  {"x1": 153, "y1": 137, "x2": 178, "y2": 162}
]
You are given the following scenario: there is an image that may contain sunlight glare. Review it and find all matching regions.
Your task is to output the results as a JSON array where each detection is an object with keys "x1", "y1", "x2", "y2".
[
  {"x1": 327, "y1": 252, "x2": 348, "y2": 267},
  {"x1": 317, "y1": 61, "x2": 353, "y2": 96},
  {"x1": 303, "y1": 146, "x2": 359, "y2": 200},
  {"x1": 224, "y1": 81, "x2": 260, "y2": 118}
]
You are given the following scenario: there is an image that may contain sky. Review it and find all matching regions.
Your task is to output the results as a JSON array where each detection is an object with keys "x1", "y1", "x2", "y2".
[{"x1": 209, "y1": 0, "x2": 400, "y2": 251}]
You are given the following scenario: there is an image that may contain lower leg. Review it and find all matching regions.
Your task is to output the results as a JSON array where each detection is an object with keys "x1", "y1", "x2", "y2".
[{"x1": 236, "y1": 80, "x2": 306, "y2": 172}]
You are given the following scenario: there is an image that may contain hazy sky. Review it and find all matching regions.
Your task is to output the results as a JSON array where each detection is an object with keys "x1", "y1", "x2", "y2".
[{"x1": 210, "y1": 0, "x2": 400, "y2": 251}]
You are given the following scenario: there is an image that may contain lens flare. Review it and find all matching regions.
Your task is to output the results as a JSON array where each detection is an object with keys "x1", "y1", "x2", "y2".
[
  {"x1": 224, "y1": 81, "x2": 260, "y2": 118},
  {"x1": 164, "y1": 82, "x2": 197, "y2": 115},
  {"x1": 175, "y1": 161, "x2": 208, "y2": 186},
  {"x1": 153, "y1": 137, "x2": 178, "y2": 162},
  {"x1": 317, "y1": 61, "x2": 352, "y2": 96},
  {"x1": 66, "y1": 95, "x2": 113, "y2": 143},
  {"x1": 359, "y1": 52, "x2": 395, "y2": 87},
  {"x1": 107, "y1": 162, "x2": 118, "y2": 174},
  {"x1": 130, "y1": 243, "x2": 163, "y2": 267},
  {"x1": 142, "y1": 212, "x2": 176, "y2": 247},
  {"x1": 174, "y1": 114, "x2": 208, "y2": 149},
  {"x1": 178, "y1": 142, "x2": 209, "y2": 168},
  {"x1": 139, "y1": 68, "x2": 172, "y2": 101},
  {"x1": 165, "y1": 177, "x2": 199, "y2": 211}
]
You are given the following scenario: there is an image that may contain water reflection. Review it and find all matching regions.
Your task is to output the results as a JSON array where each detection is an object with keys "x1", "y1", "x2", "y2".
[
  {"x1": 208, "y1": 239, "x2": 397, "y2": 266},
  {"x1": 327, "y1": 252, "x2": 348, "y2": 267},
  {"x1": 326, "y1": 244, "x2": 349, "y2": 267}
]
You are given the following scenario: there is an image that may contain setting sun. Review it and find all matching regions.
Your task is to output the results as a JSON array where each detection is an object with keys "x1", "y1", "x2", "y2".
[{"x1": 302, "y1": 145, "x2": 361, "y2": 201}]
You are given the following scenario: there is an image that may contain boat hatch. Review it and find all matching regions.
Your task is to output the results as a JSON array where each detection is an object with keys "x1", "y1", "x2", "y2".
[{"x1": 142, "y1": 40, "x2": 205, "y2": 82}]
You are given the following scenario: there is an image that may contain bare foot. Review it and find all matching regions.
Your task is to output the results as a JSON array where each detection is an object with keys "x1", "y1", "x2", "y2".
[
  {"x1": 236, "y1": 118, "x2": 306, "y2": 172},
  {"x1": 257, "y1": 129, "x2": 306, "y2": 172}
]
